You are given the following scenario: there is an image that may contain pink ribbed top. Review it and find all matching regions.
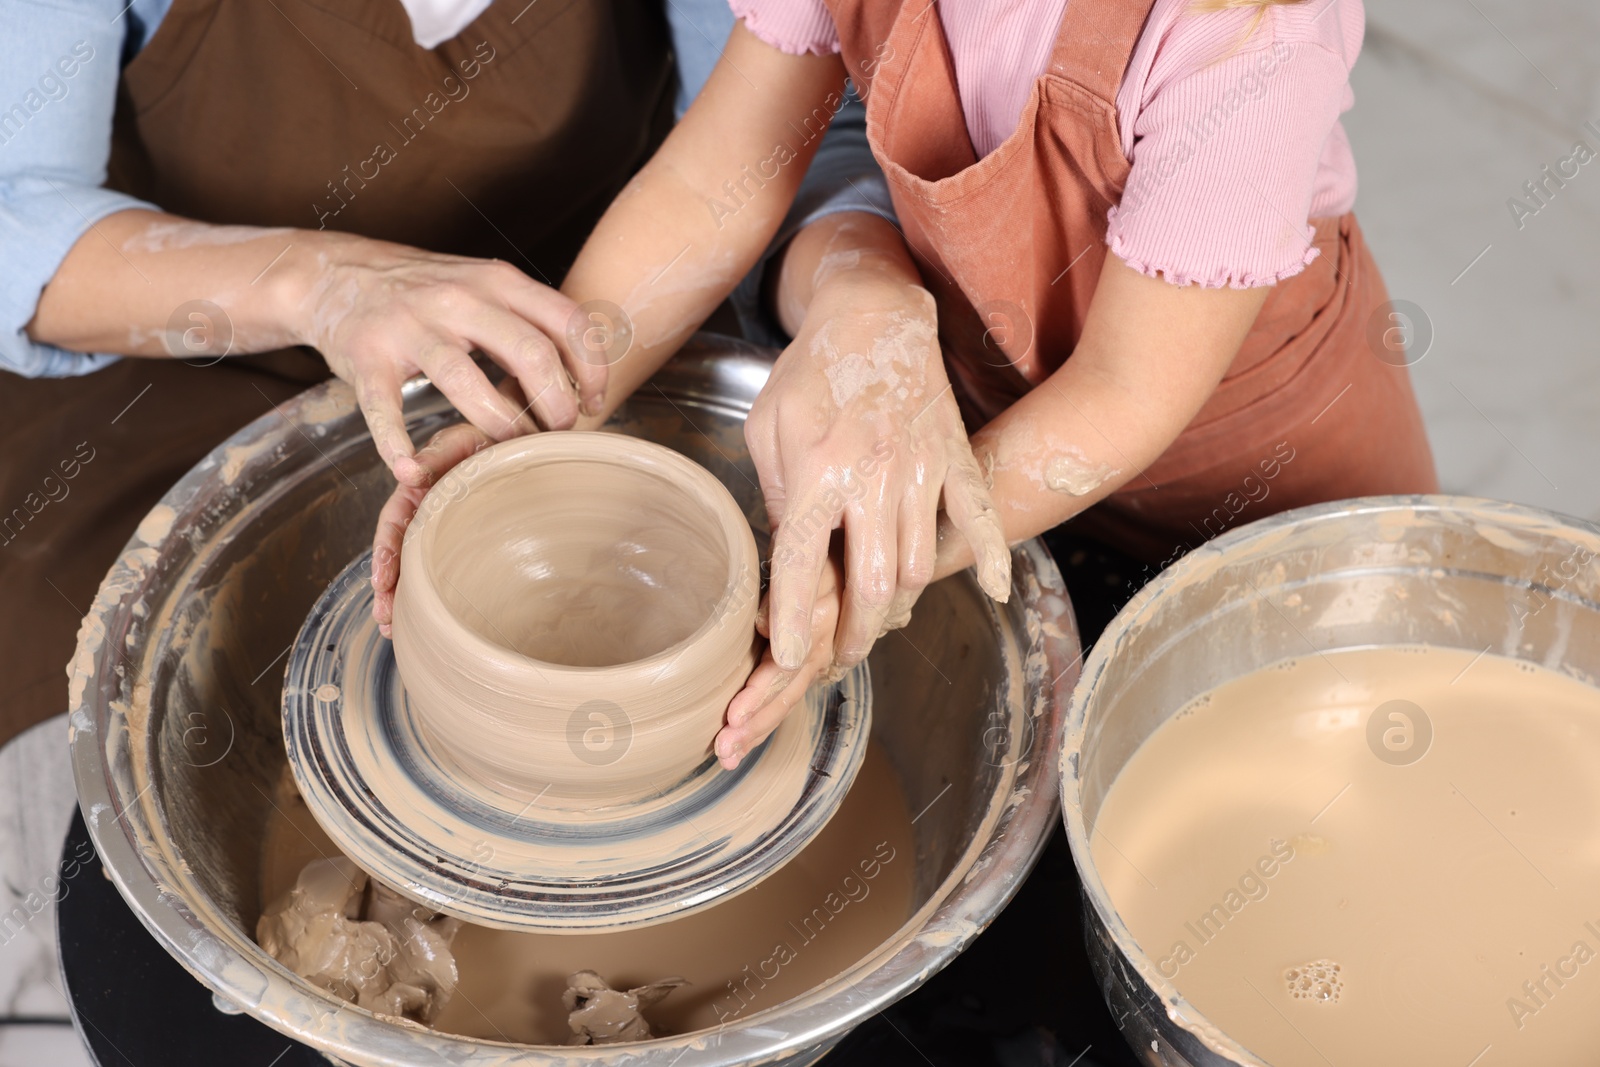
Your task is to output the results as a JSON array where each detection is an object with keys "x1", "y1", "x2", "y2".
[{"x1": 730, "y1": 0, "x2": 1365, "y2": 288}]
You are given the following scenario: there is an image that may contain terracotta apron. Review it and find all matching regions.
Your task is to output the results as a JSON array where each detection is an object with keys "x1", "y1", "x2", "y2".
[
  {"x1": 827, "y1": 0, "x2": 1438, "y2": 563},
  {"x1": 0, "y1": 0, "x2": 673, "y2": 749}
]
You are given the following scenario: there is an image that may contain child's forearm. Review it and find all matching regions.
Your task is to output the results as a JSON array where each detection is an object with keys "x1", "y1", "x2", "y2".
[
  {"x1": 764, "y1": 221, "x2": 1267, "y2": 583},
  {"x1": 567, "y1": 23, "x2": 848, "y2": 427},
  {"x1": 932, "y1": 256, "x2": 1270, "y2": 578},
  {"x1": 770, "y1": 211, "x2": 923, "y2": 335}
]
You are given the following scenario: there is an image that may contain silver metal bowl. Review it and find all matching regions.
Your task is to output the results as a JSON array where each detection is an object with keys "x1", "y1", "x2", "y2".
[
  {"x1": 68, "y1": 334, "x2": 1080, "y2": 1066},
  {"x1": 281, "y1": 543, "x2": 872, "y2": 932},
  {"x1": 1062, "y1": 496, "x2": 1600, "y2": 1067}
]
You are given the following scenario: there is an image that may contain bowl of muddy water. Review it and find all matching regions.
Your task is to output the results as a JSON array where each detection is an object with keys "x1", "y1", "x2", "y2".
[
  {"x1": 1065, "y1": 496, "x2": 1600, "y2": 1067},
  {"x1": 68, "y1": 334, "x2": 1080, "y2": 1066}
]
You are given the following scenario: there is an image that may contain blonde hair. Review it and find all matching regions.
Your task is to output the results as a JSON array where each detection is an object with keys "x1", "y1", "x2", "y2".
[
  {"x1": 1189, "y1": 0, "x2": 1311, "y2": 48},
  {"x1": 1190, "y1": 0, "x2": 1309, "y2": 8}
]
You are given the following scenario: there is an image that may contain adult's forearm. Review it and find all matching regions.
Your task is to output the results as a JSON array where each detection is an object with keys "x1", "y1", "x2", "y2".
[
  {"x1": 31, "y1": 208, "x2": 604, "y2": 475},
  {"x1": 28, "y1": 209, "x2": 326, "y2": 357}
]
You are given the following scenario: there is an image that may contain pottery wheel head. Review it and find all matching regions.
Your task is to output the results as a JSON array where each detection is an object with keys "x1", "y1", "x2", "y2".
[{"x1": 282, "y1": 549, "x2": 871, "y2": 933}]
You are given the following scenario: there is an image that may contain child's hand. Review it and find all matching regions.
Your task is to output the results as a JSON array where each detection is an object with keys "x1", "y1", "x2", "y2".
[
  {"x1": 746, "y1": 272, "x2": 1010, "y2": 676},
  {"x1": 715, "y1": 554, "x2": 842, "y2": 769}
]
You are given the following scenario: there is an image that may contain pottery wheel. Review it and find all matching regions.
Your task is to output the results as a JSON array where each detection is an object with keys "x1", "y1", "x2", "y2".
[{"x1": 281, "y1": 550, "x2": 871, "y2": 932}]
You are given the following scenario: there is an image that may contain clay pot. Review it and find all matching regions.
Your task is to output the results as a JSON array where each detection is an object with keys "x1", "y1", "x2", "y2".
[{"x1": 390, "y1": 432, "x2": 759, "y2": 806}]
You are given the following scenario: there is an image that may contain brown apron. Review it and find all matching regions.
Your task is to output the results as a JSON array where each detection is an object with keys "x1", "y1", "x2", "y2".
[
  {"x1": 0, "y1": 0, "x2": 673, "y2": 749},
  {"x1": 828, "y1": 0, "x2": 1438, "y2": 562}
]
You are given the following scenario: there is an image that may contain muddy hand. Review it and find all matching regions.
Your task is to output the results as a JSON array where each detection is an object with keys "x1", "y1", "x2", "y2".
[
  {"x1": 746, "y1": 272, "x2": 1010, "y2": 678},
  {"x1": 716, "y1": 555, "x2": 842, "y2": 769},
  {"x1": 303, "y1": 236, "x2": 599, "y2": 489},
  {"x1": 369, "y1": 391, "x2": 511, "y2": 634}
]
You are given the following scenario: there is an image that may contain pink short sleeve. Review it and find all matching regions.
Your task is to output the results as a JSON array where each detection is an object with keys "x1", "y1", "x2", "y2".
[
  {"x1": 729, "y1": 0, "x2": 841, "y2": 56},
  {"x1": 1108, "y1": 25, "x2": 1356, "y2": 288}
]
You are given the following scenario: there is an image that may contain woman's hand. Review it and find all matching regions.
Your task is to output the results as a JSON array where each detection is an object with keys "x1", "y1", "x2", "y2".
[
  {"x1": 746, "y1": 267, "x2": 1011, "y2": 677},
  {"x1": 715, "y1": 554, "x2": 843, "y2": 769},
  {"x1": 298, "y1": 236, "x2": 600, "y2": 489},
  {"x1": 369, "y1": 416, "x2": 497, "y2": 635},
  {"x1": 29, "y1": 211, "x2": 597, "y2": 488},
  {"x1": 363, "y1": 19, "x2": 861, "y2": 633}
]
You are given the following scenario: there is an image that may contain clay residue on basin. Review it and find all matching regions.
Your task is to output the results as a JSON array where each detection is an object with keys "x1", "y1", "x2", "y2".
[
  {"x1": 257, "y1": 855, "x2": 460, "y2": 1024},
  {"x1": 262, "y1": 742, "x2": 916, "y2": 1044}
]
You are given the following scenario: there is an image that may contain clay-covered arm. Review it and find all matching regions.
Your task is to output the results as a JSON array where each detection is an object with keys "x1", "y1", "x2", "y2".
[
  {"x1": 713, "y1": 210, "x2": 1011, "y2": 768},
  {"x1": 934, "y1": 255, "x2": 1271, "y2": 580},
  {"x1": 768, "y1": 210, "x2": 909, "y2": 338},
  {"x1": 715, "y1": 248, "x2": 1267, "y2": 767},
  {"x1": 749, "y1": 210, "x2": 1010, "y2": 663},
  {"x1": 774, "y1": 223, "x2": 1269, "y2": 569},
  {"x1": 29, "y1": 210, "x2": 311, "y2": 358},
  {"x1": 370, "y1": 26, "x2": 851, "y2": 630},
  {"x1": 30, "y1": 210, "x2": 592, "y2": 487},
  {"x1": 566, "y1": 22, "x2": 849, "y2": 428}
]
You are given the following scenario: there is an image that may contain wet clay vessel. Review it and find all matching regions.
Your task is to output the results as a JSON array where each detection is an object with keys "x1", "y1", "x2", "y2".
[{"x1": 393, "y1": 432, "x2": 762, "y2": 805}]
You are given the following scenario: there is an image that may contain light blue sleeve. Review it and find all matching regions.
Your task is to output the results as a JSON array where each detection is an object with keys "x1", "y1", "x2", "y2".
[
  {"x1": 664, "y1": 0, "x2": 897, "y2": 346},
  {"x1": 0, "y1": 0, "x2": 168, "y2": 377}
]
